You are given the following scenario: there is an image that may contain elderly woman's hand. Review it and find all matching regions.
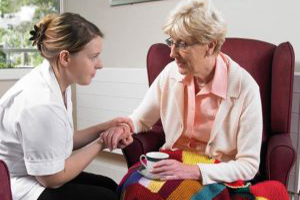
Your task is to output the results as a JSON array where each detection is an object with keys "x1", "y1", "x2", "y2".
[
  {"x1": 100, "y1": 124, "x2": 133, "y2": 151},
  {"x1": 151, "y1": 159, "x2": 201, "y2": 180}
]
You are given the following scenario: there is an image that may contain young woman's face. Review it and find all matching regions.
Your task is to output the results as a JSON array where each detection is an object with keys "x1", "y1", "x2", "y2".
[{"x1": 68, "y1": 36, "x2": 103, "y2": 85}]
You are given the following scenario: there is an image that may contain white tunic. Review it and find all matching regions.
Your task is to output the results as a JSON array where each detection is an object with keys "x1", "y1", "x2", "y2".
[{"x1": 0, "y1": 60, "x2": 73, "y2": 200}]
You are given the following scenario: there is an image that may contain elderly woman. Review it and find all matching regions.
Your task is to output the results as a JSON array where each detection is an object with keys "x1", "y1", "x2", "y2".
[{"x1": 103, "y1": 0, "x2": 262, "y2": 185}]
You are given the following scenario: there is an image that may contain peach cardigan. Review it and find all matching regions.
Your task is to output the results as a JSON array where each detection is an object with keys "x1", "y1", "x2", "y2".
[{"x1": 130, "y1": 54, "x2": 263, "y2": 185}]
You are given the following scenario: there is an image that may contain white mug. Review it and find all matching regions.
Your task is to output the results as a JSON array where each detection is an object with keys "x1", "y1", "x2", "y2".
[{"x1": 139, "y1": 152, "x2": 169, "y2": 171}]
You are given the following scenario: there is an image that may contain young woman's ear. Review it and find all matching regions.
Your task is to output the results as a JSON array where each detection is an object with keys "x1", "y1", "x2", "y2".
[{"x1": 58, "y1": 50, "x2": 70, "y2": 67}]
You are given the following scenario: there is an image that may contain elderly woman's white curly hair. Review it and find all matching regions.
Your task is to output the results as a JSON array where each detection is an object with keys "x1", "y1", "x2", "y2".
[{"x1": 163, "y1": 0, "x2": 227, "y2": 54}]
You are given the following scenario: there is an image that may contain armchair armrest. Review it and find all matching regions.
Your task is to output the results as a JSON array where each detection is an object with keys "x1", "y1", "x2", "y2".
[
  {"x1": 266, "y1": 133, "x2": 296, "y2": 186},
  {"x1": 122, "y1": 126, "x2": 165, "y2": 168},
  {"x1": 0, "y1": 159, "x2": 13, "y2": 200}
]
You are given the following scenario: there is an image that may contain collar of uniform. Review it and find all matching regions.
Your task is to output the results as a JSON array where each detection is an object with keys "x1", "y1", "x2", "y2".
[
  {"x1": 39, "y1": 60, "x2": 72, "y2": 107},
  {"x1": 39, "y1": 60, "x2": 73, "y2": 127},
  {"x1": 39, "y1": 60, "x2": 61, "y2": 96}
]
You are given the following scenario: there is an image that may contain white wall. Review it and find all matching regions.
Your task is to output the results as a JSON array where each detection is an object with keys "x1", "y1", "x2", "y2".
[
  {"x1": 65, "y1": 0, "x2": 300, "y2": 72},
  {"x1": 76, "y1": 68, "x2": 147, "y2": 129}
]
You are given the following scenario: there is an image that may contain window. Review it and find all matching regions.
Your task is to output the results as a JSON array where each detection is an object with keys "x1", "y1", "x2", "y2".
[{"x1": 0, "y1": 0, "x2": 61, "y2": 69}]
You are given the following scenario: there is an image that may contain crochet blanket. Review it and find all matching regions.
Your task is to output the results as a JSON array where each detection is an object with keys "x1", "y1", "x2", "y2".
[{"x1": 118, "y1": 150, "x2": 289, "y2": 200}]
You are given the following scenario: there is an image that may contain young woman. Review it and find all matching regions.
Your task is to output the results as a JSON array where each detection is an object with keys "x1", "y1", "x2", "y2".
[{"x1": 0, "y1": 12, "x2": 132, "y2": 200}]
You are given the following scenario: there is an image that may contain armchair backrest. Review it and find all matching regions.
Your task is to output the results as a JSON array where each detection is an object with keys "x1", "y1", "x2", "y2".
[
  {"x1": 146, "y1": 44, "x2": 174, "y2": 128},
  {"x1": 147, "y1": 43, "x2": 174, "y2": 86},
  {"x1": 221, "y1": 38, "x2": 294, "y2": 141},
  {"x1": 0, "y1": 159, "x2": 13, "y2": 200}
]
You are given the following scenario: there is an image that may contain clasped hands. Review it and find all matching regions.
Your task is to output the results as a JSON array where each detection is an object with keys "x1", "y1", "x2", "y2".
[{"x1": 99, "y1": 117, "x2": 134, "y2": 151}]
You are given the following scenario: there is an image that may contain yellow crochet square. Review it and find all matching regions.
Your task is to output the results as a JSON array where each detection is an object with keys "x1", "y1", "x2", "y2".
[
  {"x1": 256, "y1": 197, "x2": 268, "y2": 200},
  {"x1": 147, "y1": 180, "x2": 166, "y2": 193},
  {"x1": 182, "y1": 151, "x2": 215, "y2": 165}
]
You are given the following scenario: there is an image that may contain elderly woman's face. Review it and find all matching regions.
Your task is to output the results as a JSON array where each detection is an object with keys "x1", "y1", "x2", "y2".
[{"x1": 169, "y1": 37, "x2": 213, "y2": 78}]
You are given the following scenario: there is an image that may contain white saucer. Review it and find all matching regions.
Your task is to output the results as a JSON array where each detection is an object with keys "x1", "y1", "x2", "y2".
[{"x1": 137, "y1": 166, "x2": 161, "y2": 180}]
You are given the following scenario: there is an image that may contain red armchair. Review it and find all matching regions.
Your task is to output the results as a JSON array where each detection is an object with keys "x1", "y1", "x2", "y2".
[
  {"x1": 122, "y1": 38, "x2": 296, "y2": 187},
  {"x1": 0, "y1": 159, "x2": 13, "y2": 200}
]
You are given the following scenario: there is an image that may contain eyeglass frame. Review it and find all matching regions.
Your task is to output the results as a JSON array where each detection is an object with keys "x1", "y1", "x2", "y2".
[{"x1": 165, "y1": 37, "x2": 199, "y2": 50}]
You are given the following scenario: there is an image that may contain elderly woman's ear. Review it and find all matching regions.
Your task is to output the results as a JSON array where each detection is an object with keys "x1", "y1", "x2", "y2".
[{"x1": 206, "y1": 41, "x2": 217, "y2": 57}]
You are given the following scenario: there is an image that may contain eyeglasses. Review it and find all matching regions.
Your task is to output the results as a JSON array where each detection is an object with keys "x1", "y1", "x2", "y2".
[{"x1": 165, "y1": 37, "x2": 197, "y2": 50}]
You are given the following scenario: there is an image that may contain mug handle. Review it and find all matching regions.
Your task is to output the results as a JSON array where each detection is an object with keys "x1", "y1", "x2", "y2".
[{"x1": 139, "y1": 154, "x2": 148, "y2": 169}]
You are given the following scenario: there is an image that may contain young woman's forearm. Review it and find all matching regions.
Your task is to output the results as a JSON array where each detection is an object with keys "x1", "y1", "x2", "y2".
[
  {"x1": 36, "y1": 140, "x2": 103, "y2": 188},
  {"x1": 73, "y1": 118, "x2": 134, "y2": 150},
  {"x1": 73, "y1": 124, "x2": 104, "y2": 150}
]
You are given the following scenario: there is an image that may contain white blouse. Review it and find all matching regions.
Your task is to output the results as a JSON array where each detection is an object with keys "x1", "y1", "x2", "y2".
[{"x1": 0, "y1": 60, "x2": 73, "y2": 200}]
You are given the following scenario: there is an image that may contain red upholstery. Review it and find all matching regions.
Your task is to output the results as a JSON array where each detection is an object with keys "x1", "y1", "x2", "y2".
[
  {"x1": 122, "y1": 38, "x2": 296, "y2": 187},
  {"x1": 0, "y1": 159, "x2": 13, "y2": 200}
]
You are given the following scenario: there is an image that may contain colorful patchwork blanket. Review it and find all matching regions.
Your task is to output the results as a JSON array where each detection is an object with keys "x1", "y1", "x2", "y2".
[{"x1": 118, "y1": 150, "x2": 289, "y2": 200}]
